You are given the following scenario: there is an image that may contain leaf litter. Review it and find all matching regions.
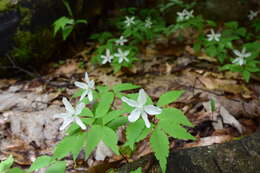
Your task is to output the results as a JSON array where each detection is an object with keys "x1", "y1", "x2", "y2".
[{"x1": 0, "y1": 35, "x2": 259, "y2": 173}]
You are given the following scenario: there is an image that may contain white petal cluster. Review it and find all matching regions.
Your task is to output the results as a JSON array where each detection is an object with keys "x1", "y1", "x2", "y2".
[
  {"x1": 101, "y1": 49, "x2": 114, "y2": 64},
  {"x1": 124, "y1": 16, "x2": 135, "y2": 27},
  {"x1": 145, "y1": 18, "x2": 152, "y2": 28},
  {"x1": 248, "y1": 10, "x2": 258, "y2": 20},
  {"x1": 114, "y1": 49, "x2": 130, "y2": 63},
  {"x1": 54, "y1": 97, "x2": 86, "y2": 130},
  {"x1": 207, "y1": 29, "x2": 221, "y2": 42},
  {"x1": 115, "y1": 36, "x2": 128, "y2": 46},
  {"x1": 232, "y1": 48, "x2": 251, "y2": 66},
  {"x1": 74, "y1": 72, "x2": 95, "y2": 101},
  {"x1": 121, "y1": 89, "x2": 162, "y2": 128},
  {"x1": 177, "y1": 9, "x2": 194, "y2": 22}
]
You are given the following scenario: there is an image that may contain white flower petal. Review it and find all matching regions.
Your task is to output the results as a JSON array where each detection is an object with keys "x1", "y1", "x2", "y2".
[
  {"x1": 141, "y1": 112, "x2": 151, "y2": 128},
  {"x1": 128, "y1": 109, "x2": 141, "y2": 122},
  {"x1": 137, "y1": 89, "x2": 147, "y2": 106},
  {"x1": 122, "y1": 96, "x2": 139, "y2": 107},
  {"x1": 102, "y1": 58, "x2": 108, "y2": 64},
  {"x1": 54, "y1": 113, "x2": 69, "y2": 119},
  {"x1": 118, "y1": 57, "x2": 123, "y2": 63},
  {"x1": 207, "y1": 36, "x2": 213, "y2": 41},
  {"x1": 60, "y1": 117, "x2": 74, "y2": 130},
  {"x1": 105, "y1": 49, "x2": 110, "y2": 56},
  {"x1": 75, "y1": 81, "x2": 88, "y2": 89},
  {"x1": 75, "y1": 117, "x2": 87, "y2": 130},
  {"x1": 244, "y1": 52, "x2": 251, "y2": 58},
  {"x1": 75, "y1": 102, "x2": 85, "y2": 115},
  {"x1": 144, "y1": 105, "x2": 162, "y2": 115},
  {"x1": 88, "y1": 90, "x2": 93, "y2": 102},
  {"x1": 62, "y1": 97, "x2": 74, "y2": 113},
  {"x1": 124, "y1": 50, "x2": 130, "y2": 56},
  {"x1": 89, "y1": 80, "x2": 95, "y2": 89},
  {"x1": 80, "y1": 90, "x2": 88, "y2": 101},
  {"x1": 84, "y1": 72, "x2": 90, "y2": 83},
  {"x1": 233, "y1": 50, "x2": 241, "y2": 57},
  {"x1": 232, "y1": 58, "x2": 239, "y2": 64}
]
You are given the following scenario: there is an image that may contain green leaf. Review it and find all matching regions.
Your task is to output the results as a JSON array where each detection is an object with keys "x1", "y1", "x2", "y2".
[
  {"x1": 62, "y1": 25, "x2": 74, "y2": 40},
  {"x1": 136, "y1": 127, "x2": 152, "y2": 142},
  {"x1": 79, "y1": 107, "x2": 93, "y2": 117},
  {"x1": 0, "y1": 155, "x2": 14, "y2": 173},
  {"x1": 75, "y1": 19, "x2": 87, "y2": 24},
  {"x1": 125, "y1": 119, "x2": 146, "y2": 150},
  {"x1": 95, "y1": 92, "x2": 114, "y2": 118},
  {"x1": 82, "y1": 118, "x2": 95, "y2": 126},
  {"x1": 157, "y1": 90, "x2": 184, "y2": 107},
  {"x1": 103, "y1": 110, "x2": 124, "y2": 124},
  {"x1": 28, "y1": 156, "x2": 52, "y2": 171},
  {"x1": 224, "y1": 21, "x2": 238, "y2": 29},
  {"x1": 130, "y1": 167, "x2": 142, "y2": 173},
  {"x1": 207, "y1": 20, "x2": 217, "y2": 27},
  {"x1": 96, "y1": 86, "x2": 109, "y2": 93},
  {"x1": 7, "y1": 168, "x2": 25, "y2": 173},
  {"x1": 159, "y1": 120, "x2": 195, "y2": 140},
  {"x1": 46, "y1": 161, "x2": 66, "y2": 173},
  {"x1": 102, "y1": 126, "x2": 119, "y2": 155},
  {"x1": 157, "y1": 108, "x2": 193, "y2": 127},
  {"x1": 206, "y1": 46, "x2": 217, "y2": 57},
  {"x1": 72, "y1": 89, "x2": 84, "y2": 98},
  {"x1": 53, "y1": 16, "x2": 74, "y2": 36},
  {"x1": 53, "y1": 136, "x2": 74, "y2": 159},
  {"x1": 71, "y1": 133, "x2": 86, "y2": 160},
  {"x1": 53, "y1": 133, "x2": 86, "y2": 160},
  {"x1": 210, "y1": 99, "x2": 216, "y2": 112},
  {"x1": 85, "y1": 125, "x2": 119, "y2": 158},
  {"x1": 150, "y1": 128, "x2": 169, "y2": 173},
  {"x1": 112, "y1": 83, "x2": 140, "y2": 92},
  {"x1": 63, "y1": 0, "x2": 73, "y2": 17},
  {"x1": 107, "y1": 116, "x2": 128, "y2": 130},
  {"x1": 85, "y1": 125, "x2": 103, "y2": 158},
  {"x1": 242, "y1": 70, "x2": 250, "y2": 82},
  {"x1": 193, "y1": 41, "x2": 201, "y2": 52}
]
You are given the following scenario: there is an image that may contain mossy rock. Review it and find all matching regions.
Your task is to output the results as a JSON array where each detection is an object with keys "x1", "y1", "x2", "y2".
[
  {"x1": 0, "y1": 0, "x2": 15, "y2": 12},
  {"x1": 118, "y1": 131, "x2": 260, "y2": 173}
]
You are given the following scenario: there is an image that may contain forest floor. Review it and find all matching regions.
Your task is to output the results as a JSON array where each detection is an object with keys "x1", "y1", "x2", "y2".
[{"x1": 0, "y1": 35, "x2": 260, "y2": 172}]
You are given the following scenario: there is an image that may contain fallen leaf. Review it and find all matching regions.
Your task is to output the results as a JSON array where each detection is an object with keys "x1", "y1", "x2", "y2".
[
  {"x1": 183, "y1": 135, "x2": 234, "y2": 148},
  {"x1": 220, "y1": 106, "x2": 244, "y2": 134}
]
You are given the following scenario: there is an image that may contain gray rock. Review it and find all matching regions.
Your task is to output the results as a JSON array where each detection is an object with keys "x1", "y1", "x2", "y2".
[{"x1": 8, "y1": 105, "x2": 64, "y2": 147}]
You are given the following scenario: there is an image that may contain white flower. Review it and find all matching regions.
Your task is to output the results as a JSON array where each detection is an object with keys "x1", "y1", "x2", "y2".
[
  {"x1": 145, "y1": 18, "x2": 152, "y2": 28},
  {"x1": 177, "y1": 9, "x2": 194, "y2": 22},
  {"x1": 101, "y1": 49, "x2": 113, "y2": 64},
  {"x1": 74, "y1": 72, "x2": 95, "y2": 102},
  {"x1": 124, "y1": 16, "x2": 135, "y2": 27},
  {"x1": 184, "y1": 9, "x2": 194, "y2": 20},
  {"x1": 114, "y1": 49, "x2": 129, "y2": 63},
  {"x1": 121, "y1": 89, "x2": 162, "y2": 128},
  {"x1": 115, "y1": 36, "x2": 128, "y2": 46},
  {"x1": 54, "y1": 97, "x2": 86, "y2": 130},
  {"x1": 207, "y1": 29, "x2": 221, "y2": 42},
  {"x1": 177, "y1": 11, "x2": 186, "y2": 22},
  {"x1": 232, "y1": 48, "x2": 251, "y2": 66},
  {"x1": 248, "y1": 10, "x2": 258, "y2": 20}
]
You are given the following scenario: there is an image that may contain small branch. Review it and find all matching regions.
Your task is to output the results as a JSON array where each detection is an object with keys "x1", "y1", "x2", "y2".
[{"x1": 1, "y1": 55, "x2": 40, "y2": 78}]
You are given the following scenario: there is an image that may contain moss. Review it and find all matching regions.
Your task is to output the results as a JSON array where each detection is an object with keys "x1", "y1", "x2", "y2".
[
  {"x1": 19, "y1": 7, "x2": 33, "y2": 26},
  {"x1": 0, "y1": 0, "x2": 11, "y2": 12},
  {"x1": 11, "y1": 28, "x2": 59, "y2": 66}
]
